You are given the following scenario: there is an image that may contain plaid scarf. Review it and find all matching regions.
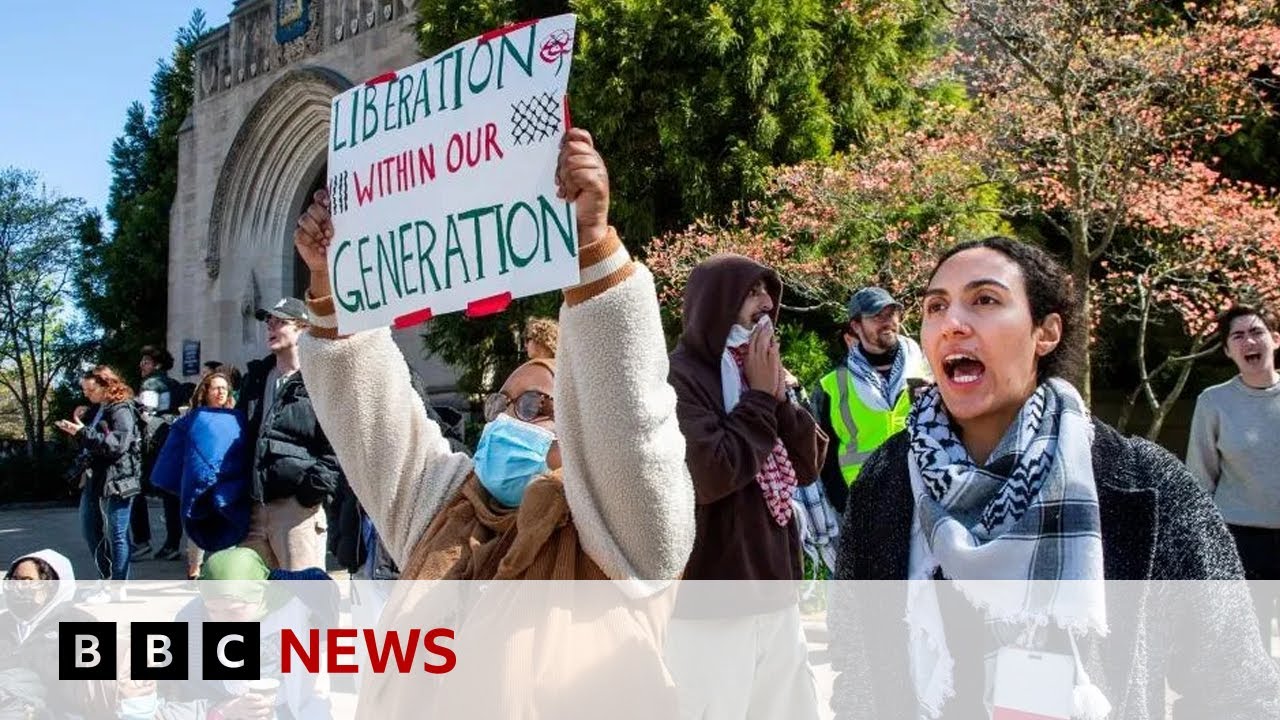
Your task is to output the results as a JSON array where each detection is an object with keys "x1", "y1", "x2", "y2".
[
  {"x1": 907, "y1": 378, "x2": 1105, "y2": 582},
  {"x1": 903, "y1": 378, "x2": 1109, "y2": 718},
  {"x1": 793, "y1": 482, "x2": 839, "y2": 572},
  {"x1": 726, "y1": 344, "x2": 797, "y2": 526}
]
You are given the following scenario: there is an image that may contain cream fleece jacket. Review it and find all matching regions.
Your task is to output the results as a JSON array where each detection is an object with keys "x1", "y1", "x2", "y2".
[{"x1": 298, "y1": 229, "x2": 694, "y2": 591}]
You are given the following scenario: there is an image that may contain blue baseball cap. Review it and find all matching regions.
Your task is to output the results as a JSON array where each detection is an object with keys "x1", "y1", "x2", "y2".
[{"x1": 847, "y1": 287, "x2": 902, "y2": 319}]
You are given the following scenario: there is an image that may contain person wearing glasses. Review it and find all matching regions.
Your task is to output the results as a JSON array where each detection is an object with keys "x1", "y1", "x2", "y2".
[
  {"x1": 1, "y1": 550, "x2": 99, "y2": 718},
  {"x1": 291, "y1": 128, "x2": 692, "y2": 587},
  {"x1": 236, "y1": 297, "x2": 342, "y2": 571},
  {"x1": 291, "y1": 129, "x2": 693, "y2": 716}
]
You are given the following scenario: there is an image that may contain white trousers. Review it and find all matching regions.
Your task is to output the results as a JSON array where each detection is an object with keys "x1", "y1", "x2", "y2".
[{"x1": 664, "y1": 604, "x2": 820, "y2": 720}]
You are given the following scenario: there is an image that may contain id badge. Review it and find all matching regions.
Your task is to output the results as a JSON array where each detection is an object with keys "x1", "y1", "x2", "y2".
[{"x1": 988, "y1": 646, "x2": 1074, "y2": 720}]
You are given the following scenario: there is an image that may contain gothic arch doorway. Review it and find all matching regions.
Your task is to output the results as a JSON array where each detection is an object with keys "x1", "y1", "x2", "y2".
[{"x1": 202, "y1": 67, "x2": 350, "y2": 359}]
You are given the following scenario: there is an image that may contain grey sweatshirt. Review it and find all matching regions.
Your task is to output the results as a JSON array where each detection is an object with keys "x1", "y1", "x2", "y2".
[{"x1": 1186, "y1": 376, "x2": 1280, "y2": 528}]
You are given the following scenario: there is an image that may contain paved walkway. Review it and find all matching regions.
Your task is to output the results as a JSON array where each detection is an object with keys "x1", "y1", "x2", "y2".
[{"x1": 0, "y1": 496, "x2": 190, "y2": 580}]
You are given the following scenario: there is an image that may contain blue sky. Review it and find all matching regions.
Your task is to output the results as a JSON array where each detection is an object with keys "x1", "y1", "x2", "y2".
[{"x1": 0, "y1": 3, "x2": 230, "y2": 218}]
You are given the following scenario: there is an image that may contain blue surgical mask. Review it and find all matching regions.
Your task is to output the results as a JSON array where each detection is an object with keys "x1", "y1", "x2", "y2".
[
  {"x1": 473, "y1": 413, "x2": 555, "y2": 507},
  {"x1": 118, "y1": 693, "x2": 159, "y2": 720}
]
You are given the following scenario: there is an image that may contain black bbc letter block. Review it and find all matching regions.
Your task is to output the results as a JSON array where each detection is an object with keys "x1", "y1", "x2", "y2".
[
  {"x1": 59, "y1": 622, "x2": 116, "y2": 680},
  {"x1": 203, "y1": 622, "x2": 260, "y2": 680},
  {"x1": 131, "y1": 622, "x2": 188, "y2": 681}
]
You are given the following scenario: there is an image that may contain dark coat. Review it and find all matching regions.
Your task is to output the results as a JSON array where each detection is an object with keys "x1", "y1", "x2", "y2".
[
  {"x1": 830, "y1": 421, "x2": 1280, "y2": 720},
  {"x1": 240, "y1": 355, "x2": 341, "y2": 507},
  {"x1": 78, "y1": 401, "x2": 143, "y2": 499},
  {"x1": 667, "y1": 254, "x2": 827, "y2": 592},
  {"x1": 327, "y1": 397, "x2": 468, "y2": 574},
  {"x1": 149, "y1": 407, "x2": 251, "y2": 552}
]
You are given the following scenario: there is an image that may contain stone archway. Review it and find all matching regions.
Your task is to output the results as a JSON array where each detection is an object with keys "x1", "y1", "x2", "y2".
[
  {"x1": 203, "y1": 66, "x2": 350, "y2": 359},
  {"x1": 205, "y1": 66, "x2": 350, "y2": 279}
]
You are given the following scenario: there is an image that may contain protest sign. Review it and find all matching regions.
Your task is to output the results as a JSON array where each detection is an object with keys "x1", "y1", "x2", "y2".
[{"x1": 326, "y1": 14, "x2": 578, "y2": 334}]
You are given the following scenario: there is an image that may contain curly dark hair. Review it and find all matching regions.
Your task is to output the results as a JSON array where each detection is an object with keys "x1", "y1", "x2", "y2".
[
  {"x1": 139, "y1": 345, "x2": 174, "y2": 372},
  {"x1": 7, "y1": 556, "x2": 58, "y2": 580},
  {"x1": 928, "y1": 236, "x2": 1082, "y2": 383}
]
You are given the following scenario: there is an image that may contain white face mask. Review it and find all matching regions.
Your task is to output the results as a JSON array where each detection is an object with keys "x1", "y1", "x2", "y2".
[
  {"x1": 726, "y1": 325, "x2": 752, "y2": 348},
  {"x1": 728, "y1": 315, "x2": 772, "y2": 348}
]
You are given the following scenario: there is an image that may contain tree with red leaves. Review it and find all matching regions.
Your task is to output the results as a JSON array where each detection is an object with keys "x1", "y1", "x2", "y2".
[
  {"x1": 1100, "y1": 157, "x2": 1280, "y2": 439},
  {"x1": 646, "y1": 117, "x2": 1005, "y2": 387},
  {"x1": 947, "y1": 0, "x2": 1280, "y2": 400}
]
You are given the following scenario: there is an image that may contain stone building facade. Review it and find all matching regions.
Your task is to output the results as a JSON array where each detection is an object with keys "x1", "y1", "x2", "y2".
[{"x1": 167, "y1": 0, "x2": 458, "y2": 395}]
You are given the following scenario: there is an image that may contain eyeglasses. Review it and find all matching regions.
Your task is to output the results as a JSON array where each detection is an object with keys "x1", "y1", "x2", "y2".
[{"x1": 484, "y1": 390, "x2": 554, "y2": 423}]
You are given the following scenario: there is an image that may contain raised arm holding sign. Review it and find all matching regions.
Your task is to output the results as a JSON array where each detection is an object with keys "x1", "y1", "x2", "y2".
[
  {"x1": 294, "y1": 115, "x2": 694, "y2": 593},
  {"x1": 297, "y1": 127, "x2": 609, "y2": 301},
  {"x1": 320, "y1": 13, "x2": 584, "y2": 334}
]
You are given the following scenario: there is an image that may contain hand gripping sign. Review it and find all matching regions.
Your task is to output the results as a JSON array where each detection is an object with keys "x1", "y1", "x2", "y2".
[{"x1": 325, "y1": 14, "x2": 578, "y2": 334}]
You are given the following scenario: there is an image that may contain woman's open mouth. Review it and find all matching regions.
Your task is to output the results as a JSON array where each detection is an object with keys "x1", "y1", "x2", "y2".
[
  {"x1": 943, "y1": 352, "x2": 986, "y2": 386},
  {"x1": 1244, "y1": 351, "x2": 1263, "y2": 364}
]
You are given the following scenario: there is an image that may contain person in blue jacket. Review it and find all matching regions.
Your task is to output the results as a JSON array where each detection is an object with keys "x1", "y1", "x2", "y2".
[{"x1": 150, "y1": 371, "x2": 251, "y2": 578}]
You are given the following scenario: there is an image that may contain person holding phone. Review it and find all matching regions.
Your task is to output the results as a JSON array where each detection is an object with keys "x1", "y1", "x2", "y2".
[{"x1": 55, "y1": 366, "x2": 144, "y2": 595}]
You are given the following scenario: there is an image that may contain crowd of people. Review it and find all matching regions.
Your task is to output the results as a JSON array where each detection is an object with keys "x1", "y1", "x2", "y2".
[{"x1": 2, "y1": 127, "x2": 1279, "y2": 718}]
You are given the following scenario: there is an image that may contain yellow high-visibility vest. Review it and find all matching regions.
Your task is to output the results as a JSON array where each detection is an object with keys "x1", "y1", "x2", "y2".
[{"x1": 819, "y1": 366, "x2": 914, "y2": 486}]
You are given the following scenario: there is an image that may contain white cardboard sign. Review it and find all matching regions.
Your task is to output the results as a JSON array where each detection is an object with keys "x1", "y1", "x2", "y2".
[{"x1": 325, "y1": 14, "x2": 579, "y2": 333}]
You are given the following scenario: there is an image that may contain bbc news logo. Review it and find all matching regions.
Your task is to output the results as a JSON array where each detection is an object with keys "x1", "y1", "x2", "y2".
[
  {"x1": 58, "y1": 623, "x2": 457, "y2": 679},
  {"x1": 59, "y1": 622, "x2": 259, "y2": 680}
]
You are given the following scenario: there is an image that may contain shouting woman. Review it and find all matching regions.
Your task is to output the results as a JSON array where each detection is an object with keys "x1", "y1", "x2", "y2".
[{"x1": 830, "y1": 237, "x2": 1280, "y2": 720}]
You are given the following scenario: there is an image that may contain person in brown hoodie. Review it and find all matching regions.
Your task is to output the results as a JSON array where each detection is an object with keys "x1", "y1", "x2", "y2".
[{"x1": 665, "y1": 254, "x2": 827, "y2": 719}]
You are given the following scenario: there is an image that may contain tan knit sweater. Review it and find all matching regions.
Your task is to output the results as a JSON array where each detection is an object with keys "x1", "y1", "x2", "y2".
[{"x1": 298, "y1": 229, "x2": 694, "y2": 594}]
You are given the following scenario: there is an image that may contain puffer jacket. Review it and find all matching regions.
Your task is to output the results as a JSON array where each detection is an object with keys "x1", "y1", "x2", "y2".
[{"x1": 239, "y1": 355, "x2": 341, "y2": 507}]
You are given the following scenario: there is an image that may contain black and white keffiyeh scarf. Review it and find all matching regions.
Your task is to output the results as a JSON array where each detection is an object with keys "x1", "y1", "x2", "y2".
[
  {"x1": 904, "y1": 378, "x2": 1109, "y2": 719},
  {"x1": 844, "y1": 336, "x2": 924, "y2": 411}
]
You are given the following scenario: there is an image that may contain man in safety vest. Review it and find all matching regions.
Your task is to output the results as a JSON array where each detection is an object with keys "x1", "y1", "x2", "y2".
[{"x1": 811, "y1": 287, "x2": 929, "y2": 513}]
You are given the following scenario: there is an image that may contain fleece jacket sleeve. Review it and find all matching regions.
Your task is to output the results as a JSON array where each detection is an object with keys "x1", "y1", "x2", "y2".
[
  {"x1": 556, "y1": 228, "x2": 696, "y2": 593},
  {"x1": 297, "y1": 297, "x2": 474, "y2": 570}
]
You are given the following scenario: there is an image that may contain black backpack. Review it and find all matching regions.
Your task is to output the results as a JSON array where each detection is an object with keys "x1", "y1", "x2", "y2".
[
  {"x1": 131, "y1": 400, "x2": 174, "y2": 480},
  {"x1": 167, "y1": 376, "x2": 194, "y2": 410}
]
